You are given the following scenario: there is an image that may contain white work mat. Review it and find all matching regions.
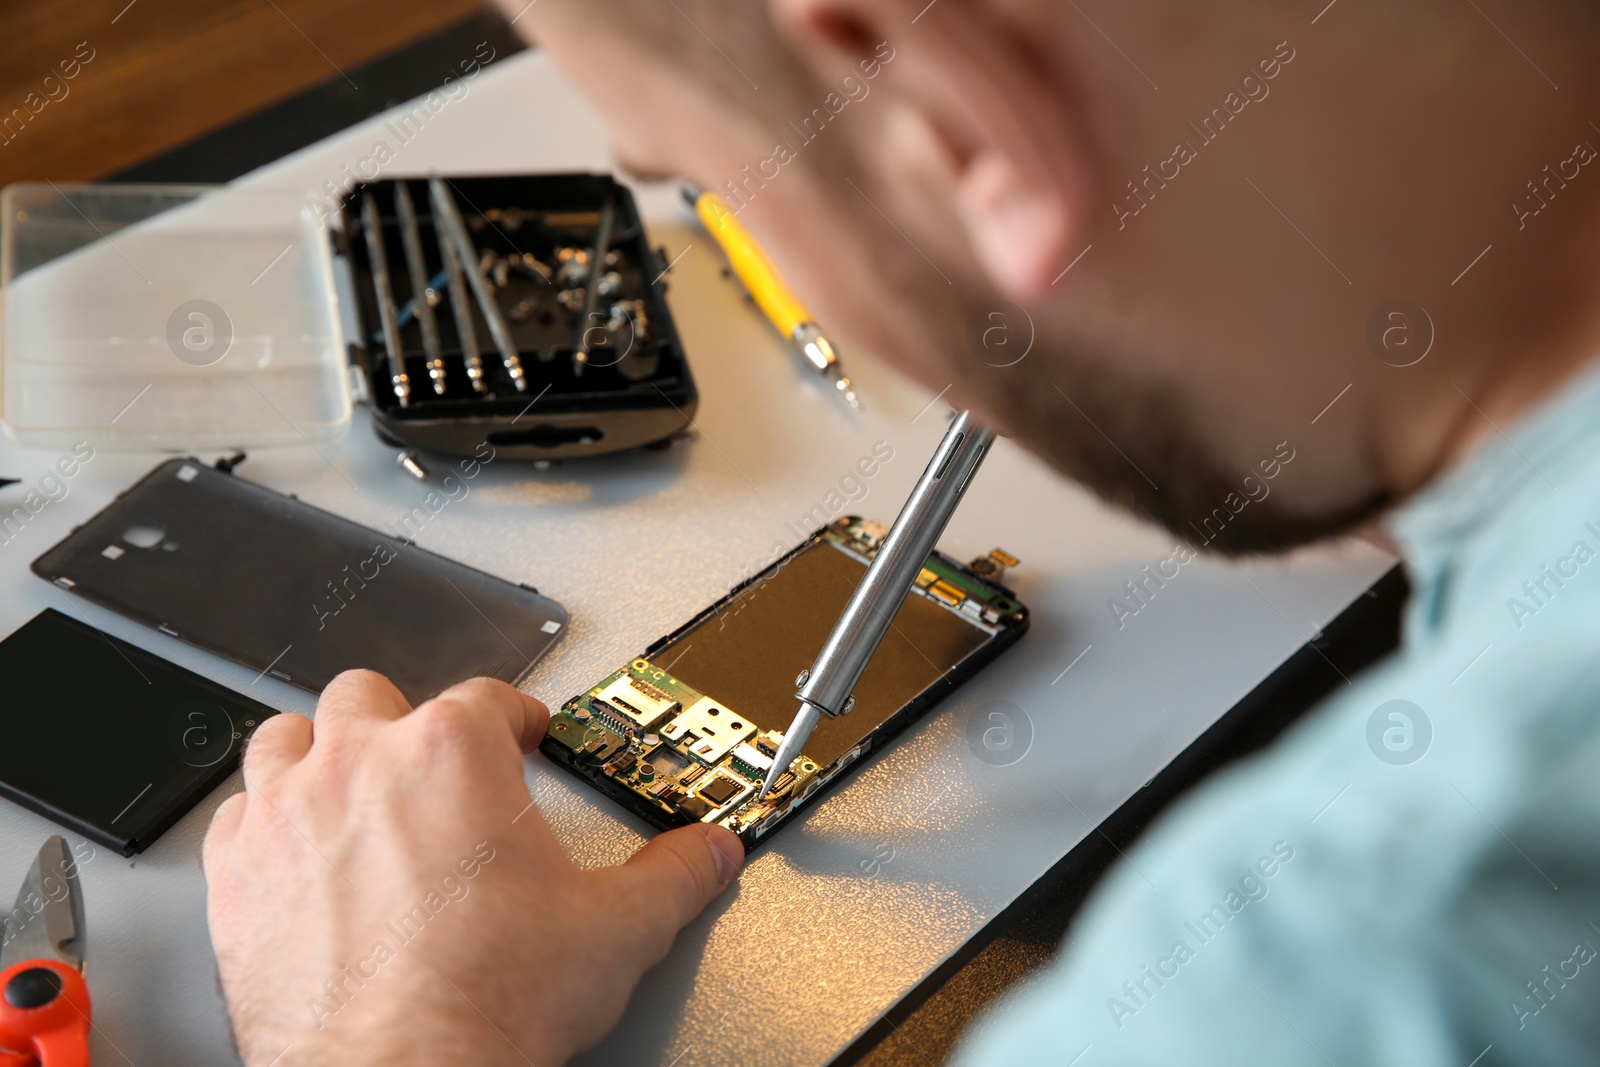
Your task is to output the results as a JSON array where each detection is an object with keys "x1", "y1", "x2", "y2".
[{"x1": 0, "y1": 50, "x2": 1393, "y2": 1066}]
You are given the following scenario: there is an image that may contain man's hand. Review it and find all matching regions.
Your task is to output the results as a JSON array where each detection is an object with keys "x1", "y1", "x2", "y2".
[{"x1": 203, "y1": 670, "x2": 744, "y2": 1066}]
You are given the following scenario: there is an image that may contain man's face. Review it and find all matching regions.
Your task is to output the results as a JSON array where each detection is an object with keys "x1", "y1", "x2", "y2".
[{"x1": 504, "y1": 0, "x2": 1600, "y2": 553}]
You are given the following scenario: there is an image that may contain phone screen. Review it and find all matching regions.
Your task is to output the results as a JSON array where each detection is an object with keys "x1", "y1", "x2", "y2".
[
  {"x1": 0, "y1": 609, "x2": 277, "y2": 854},
  {"x1": 649, "y1": 533, "x2": 993, "y2": 767}
]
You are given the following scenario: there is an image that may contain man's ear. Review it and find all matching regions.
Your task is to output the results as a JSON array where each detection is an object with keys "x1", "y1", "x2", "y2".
[{"x1": 772, "y1": 0, "x2": 1094, "y2": 300}]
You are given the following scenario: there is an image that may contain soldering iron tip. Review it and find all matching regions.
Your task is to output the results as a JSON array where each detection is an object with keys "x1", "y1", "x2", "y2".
[{"x1": 755, "y1": 764, "x2": 782, "y2": 802}]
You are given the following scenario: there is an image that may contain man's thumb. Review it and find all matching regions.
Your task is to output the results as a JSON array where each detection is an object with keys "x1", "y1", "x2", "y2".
[{"x1": 618, "y1": 823, "x2": 744, "y2": 930}]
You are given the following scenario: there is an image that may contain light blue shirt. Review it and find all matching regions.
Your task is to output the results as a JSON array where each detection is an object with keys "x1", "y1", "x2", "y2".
[{"x1": 956, "y1": 361, "x2": 1600, "y2": 1066}]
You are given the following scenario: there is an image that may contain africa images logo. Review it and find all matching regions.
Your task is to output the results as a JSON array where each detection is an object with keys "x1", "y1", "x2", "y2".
[
  {"x1": 1365, "y1": 700, "x2": 1431, "y2": 766},
  {"x1": 166, "y1": 299, "x2": 233, "y2": 367},
  {"x1": 965, "y1": 700, "x2": 1033, "y2": 767}
]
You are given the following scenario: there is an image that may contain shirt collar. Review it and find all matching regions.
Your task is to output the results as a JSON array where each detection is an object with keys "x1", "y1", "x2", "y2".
[{"x1": 1384, "y1": 357, "x2": 1600, "y2": 632}]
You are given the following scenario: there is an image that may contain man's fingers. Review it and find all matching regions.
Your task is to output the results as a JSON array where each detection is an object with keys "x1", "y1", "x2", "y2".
[
  {"x1": 202, "y1": 791, "x2": 248, "y2": 873},
  {"x1": 607, "y1": 823, "x2": 743, "y2": 941},
  {"x1": 240, "y1": 712, "x2": 313, "y2": 792},
  {"x1": 312, "y1": 669, "x2": 413, "y2": 733},
  {"x1": 410, "y1": 677, "x2": 550, "y2": 753}
]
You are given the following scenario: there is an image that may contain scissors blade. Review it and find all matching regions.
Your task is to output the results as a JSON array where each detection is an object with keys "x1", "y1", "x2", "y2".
[{"x1": 0, "y1": 836, "x2": 85, "y2": 973}]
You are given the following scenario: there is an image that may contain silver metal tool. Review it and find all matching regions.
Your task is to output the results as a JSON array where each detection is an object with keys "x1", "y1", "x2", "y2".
[
  {"x1": 434, "y1": 204, "x2": 486, "y2": 394},
  {"x1": 758, "y1": 409, "x2": 996, "y2": 799},
  {"x1": 573, "y1": 197, "x2": 616, "y2": 376},
  {"x1": 793, "y1": 324, "x2": 862, "y2": 410},
  {"x1": 393, "y1": 268, "x2": 446, "y2": 330},
  {"x1": 397, "y1": 449, "x2": 428, "y2": 480},
  {"x1": 393, "y1": 181, "x2": 447, "y2": 396},
  {"x1": 428, "y1": 177, "x2": 528, "y2": 392},
  {"x1": 0, "y1": 835, "x2": 91, "y2": 1059},
  {"x1": 0, "y1": 837, "x2": 85, "y2": 978},
  {"x1": 360, "y1": 193, "x2": 411, "y2": 407}
]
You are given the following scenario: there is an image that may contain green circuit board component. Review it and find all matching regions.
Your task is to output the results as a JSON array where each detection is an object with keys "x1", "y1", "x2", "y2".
[
  {"x1": 546, "y1": 516, "x2": 1026, "y2": 840},
  {"x1": 829, "y1": 517, "x2": 1023, "y2": 624},
  {"x1": 547, "y1": 656, "x2": 820, "y2": 837}
]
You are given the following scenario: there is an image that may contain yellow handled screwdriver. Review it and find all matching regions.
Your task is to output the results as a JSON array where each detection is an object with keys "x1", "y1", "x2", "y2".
[{"x1": 684, "y1": 183, "x2": 862, "y2": 410}]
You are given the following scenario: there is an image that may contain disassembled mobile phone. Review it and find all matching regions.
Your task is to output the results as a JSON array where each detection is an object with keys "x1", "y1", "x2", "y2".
[
  {"x1": 540, "y1": 516, "x2": 1028, "y2": 847},
  {"x1": 31, "y1": 458, "x2": 568, "y2": 705},
  {"x1": 0, "y1": 609, "x2": 277, "y2": 855}
]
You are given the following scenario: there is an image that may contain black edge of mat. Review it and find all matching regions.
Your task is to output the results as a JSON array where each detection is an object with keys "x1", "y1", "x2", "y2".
[
  {"x1": 110, "y1": 8, "x2": 525, "y2": 184},
  {"x1": 835, "y1": 565, "x2": 1408, "y2": 1067}
]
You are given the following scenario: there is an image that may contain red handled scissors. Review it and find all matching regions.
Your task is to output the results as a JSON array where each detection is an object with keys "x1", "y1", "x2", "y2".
[{"x1": 0, "y1": 837, "x2": 90, "y2": 1067}]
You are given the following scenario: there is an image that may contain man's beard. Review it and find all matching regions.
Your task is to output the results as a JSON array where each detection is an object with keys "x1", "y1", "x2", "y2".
[{"x1": 961, "y1": 347, "x2": 1391, "y2": 556}]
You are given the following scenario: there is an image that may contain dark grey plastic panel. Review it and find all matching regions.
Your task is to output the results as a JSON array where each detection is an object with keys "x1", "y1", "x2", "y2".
[{"x1": 31, "y1": 458, "x2": 568, "y2": 704}]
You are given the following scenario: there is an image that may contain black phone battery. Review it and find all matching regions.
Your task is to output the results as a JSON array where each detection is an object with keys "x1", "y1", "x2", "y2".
[{"x1": 0, "y1": 609, "x2": 277, "y2": 855}]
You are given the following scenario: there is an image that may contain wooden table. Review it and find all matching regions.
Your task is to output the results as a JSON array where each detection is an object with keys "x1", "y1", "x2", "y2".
[{"x1": 0, "y1": 0, "x2": 482, "y2": 187}]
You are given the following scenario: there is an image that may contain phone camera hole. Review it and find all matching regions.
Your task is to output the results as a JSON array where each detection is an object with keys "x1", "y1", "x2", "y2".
[{"x1": 122, "y1": 524, "x2": 166, "y2": 549}]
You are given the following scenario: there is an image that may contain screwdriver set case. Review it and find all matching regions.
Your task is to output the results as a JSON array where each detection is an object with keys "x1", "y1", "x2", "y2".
[
  {"x1": 0, "y1": 175, "x2": 696, "y2": 463},
  {"x1": 338, "y1": 175, "x2": 697, "y2": 460}
]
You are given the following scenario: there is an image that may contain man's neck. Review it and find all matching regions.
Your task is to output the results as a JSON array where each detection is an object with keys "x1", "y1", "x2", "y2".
[
  {"x1": 1434, "y1": 217, "x2": 1600, "y2": 482},
  {"x1": 1440, "y1": 334, "x2": 1600, "y2": 477}
]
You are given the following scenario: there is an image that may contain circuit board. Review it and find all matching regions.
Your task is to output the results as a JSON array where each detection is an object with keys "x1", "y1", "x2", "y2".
[{"x1": 541, "y1": 516, "x2": 1028, "y2": 847}]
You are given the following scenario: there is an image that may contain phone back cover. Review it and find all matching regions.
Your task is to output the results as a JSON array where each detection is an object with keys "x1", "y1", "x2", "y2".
[{"x1": 32, "y1": 459, "x2": 568, "y2": 704}]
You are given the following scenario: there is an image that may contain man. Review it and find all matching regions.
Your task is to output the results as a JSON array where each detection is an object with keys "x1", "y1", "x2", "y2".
[{"x1": 203, "y1": 0, "x2": 1600, "y2": 1062}]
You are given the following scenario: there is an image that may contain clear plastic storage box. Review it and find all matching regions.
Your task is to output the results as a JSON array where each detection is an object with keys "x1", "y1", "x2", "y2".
[{"x1": 1, "y1": 183, "x2": 350, "y2": 452}]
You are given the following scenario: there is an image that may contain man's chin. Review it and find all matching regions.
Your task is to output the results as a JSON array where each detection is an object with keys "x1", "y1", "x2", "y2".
[{"x1": 997, "y1": 389, "x2": 1391, "y2": 558}]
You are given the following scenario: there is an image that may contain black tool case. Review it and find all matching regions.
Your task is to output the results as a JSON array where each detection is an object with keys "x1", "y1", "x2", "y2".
[
  {"x1": 335, "y1": 174, "x2": 698, "y2": 461},
  {"x1": 0, "y1": 176, "x2": 695, "y2": 465}
]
